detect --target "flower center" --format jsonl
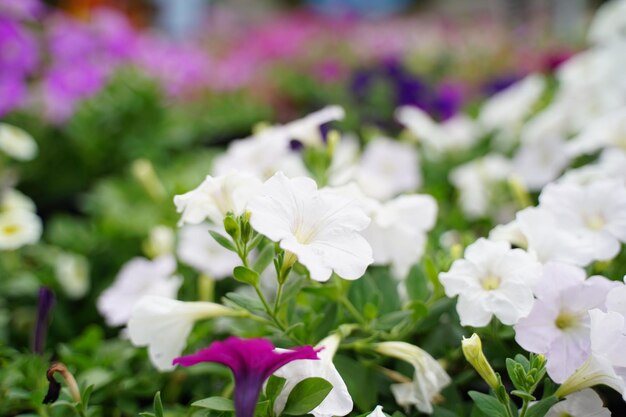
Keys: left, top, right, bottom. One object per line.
{"left": 555, "top": 311, "right": 578, "bottom": 330}
{"left": 481, "top": 275, "right": 501, "bottom": 291}
{"left": 585, "top": 214, "right": 605, "bottom": 231}
{"left": 2, "top": 224, "right": 20, "bottom": 235}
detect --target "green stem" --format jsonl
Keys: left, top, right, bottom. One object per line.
{"left": 252, "top": 284, "right": 304, "bottom": 345}
{"left": 273, "top": 281, "right": 284, "bottom": 314}
{"left": 339, "top": 297, "right": 369, "bottom": 328}
{"left": 519, "top": 399, "right": 529, "bottom": 417}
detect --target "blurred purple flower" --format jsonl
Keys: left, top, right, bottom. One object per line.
{"left": 90, "top": 8, "right": 137, "bottom": 61}
{"left": 0, "top": 0, "right": 45, "bottom": 21}
{"left": 482, "top": 74, "right": 522, "bottom": 96}
{"left": 0, "top": 16, "right": 38, "bottom": 75}
{"left": 33, "top": 287, "right": 55, "bottom": 355}
{"left": 174, "top": 337, "right": 319, "bottom": 417}
{"left": 0, "top": 73, "right": 26, "bottom": 116}
{"left": 431, "top": 82, "right": 464, "bottom": 121}
{"left": 46, "top": 14, "right": 98, "bottom": 64}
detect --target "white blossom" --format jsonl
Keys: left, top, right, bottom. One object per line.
{"left": 128, "top": 296, "right": 240, "bottom": 371}
{"left": 248, "top": 172, "right": 372, "bottom": 282}
{"left": 587, "top": 0, "right": 626, "bottom": 45}
{"left": 375, "top": 341, "right": 450, "bottom": 414}
{"left": 97, "top": 255, "right": 182, "bottom": 327}
{"left": 177, "top": 223, "right": 240, "bottom": 279}
{"left": 546, "top": 389, "right": 610, "bottom": 417}
{"left": 439, "top": 238, "right": 541, "bottom": 327}
{"left": 0, "top": 209, "right": 42, "bottom": 250}
{"left": 0, "top": 123, "right": 38, "bottom": 161}
{"left": 55, "top": 252, "right": 90, "bottom": 299}
{"left": 366, "top": 405, "right": 386, "bottom": 417}
{"left": 174, "top": 172, "right": 262, "bottom": 226}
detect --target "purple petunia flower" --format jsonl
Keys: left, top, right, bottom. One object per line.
{"left": 33, "top": 287, "right": 55, "bottom": 355}
{"left": 174, "top": 337, "right": 319, "bottom": 417}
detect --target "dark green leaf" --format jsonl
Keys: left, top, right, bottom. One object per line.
{"left": 224, "top": 292, "right": 265, "bottom": 312}
{"left": 209, "top": 231, "right": 237, "bottom": 252}
{"left": 255, "top": 400, "right": 269, "bottom": 416}
{"left": 265, "top": 375, "right": 287, "bottom": 402}
{"left": 153, "top": 392, "right": 164, "bottom": 417}
{"left": 252, "top": 244, "right": 274, "bottom": 274}
{"left": 282, "top": 377, "right": 332, "bottom": 416}
{"left": 192, "top": 396, "right": 235, "bottom": 411}
{"left": 525, "top": 396, "right": 559, "bottom": 417}
{"left": 406, "top": 265, "right": 430, "bottom": 301}
{"left": 468, "top": 391, "right": 509, "bottom": 417}
{"left": 233, "top": 266, "right": 260, "bottom": 285}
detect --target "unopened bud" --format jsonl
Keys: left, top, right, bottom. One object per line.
{"left": 462, "top": 334, "right": 499, "bottom": 390}
{"left": 43, "top": 362, "right": 81, "bottom": 404}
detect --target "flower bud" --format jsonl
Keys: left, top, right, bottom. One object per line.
{"left": 462, "top": 333, "right": 499, "bottom": 390}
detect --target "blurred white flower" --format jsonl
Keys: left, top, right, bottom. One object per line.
{"left": 559, "top": 148, "right": 626, "bottom": 185}
{"left": 587, "top": 0, "right": 626, "bottom": 45}
{"left": 479, "top": 74, "right": 545, "bottom": 136}
{"left": 177, "top": 223, "right": 240, "bottom": 279}
{"left": 363, "top": 194, "right": 438, "bottom": 279}
{"left": 248, "top": 172, "right": 372, "bottom": 282}
{"left": 546, "top": 389, "right": 610, "bottom": 417}
{"left": 327, "top": 134, "right": 360, "bottom": 187}
{"left": 449, "top": 154, "right": 512, "bottom": 220}
{"left": 515, "top": 207, "right": 596, "bottom": 266}
{"left": 174, "top": 172, "right": 262, "bottom": 226}
{"left": 396, "top": 106, "right": 478, "bottom": 156}
{"left": 606, "top": 279, "right": 626, "bottom": 316}
{"left": 55, "top": 252, "right": 90, "bottom": 299}
{"left": 488, "top": 220, "right": 528, "bottom": 249}
{"left": 512, "top": 135, "right": 570, "bottom": 191}
{"left": 128, "top": 296, "right": 240, "bottom": 371}
{"left": 281, "top": 105, "right": 345, "bottom": 147}
{"left": 0, "top": 189, "right": 36, "bottom": 213}
{"left": 355, "top": 137, "right": 421, "bottom": 201}
{"left": 97, "top": 255, "right": 182, "bottom": 327}
{"left": 375, "top": 341, "right": 450, "bottom": 414}
{"left": 0, "top": 209, "right": 42, "bottom": 250}
{"left": 0, "top": 123, "right": 38, "bottom": 161}
{"left": 514, "top": 262, "right": 618, "bottom": 382}
{"left": 539, "top": 179, "right": 626, "bottom": 262}
{"left": 439, "top": 238, "right": 541, "bottom": 327}
{"left": 144, "top": 225, "right": 175, "bottom": 258}
{"left": 274, "top": 334, "right": 352, "bottom": 417}
{"left": 565, "top": 107, "right": 626, "bottom": 157}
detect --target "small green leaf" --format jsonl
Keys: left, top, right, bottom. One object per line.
{"left": 524, "top": 396, "right": 559, "bottom": 417}
{"left": 468, "top": 391, "right": 509, "bottom": 417}
{"left": 209, "top": 231, "right": 237, "bottom": 252}
{"left": 282, "top": 377, "right": 333, "bottom": 416}
{"left": 153, "top": 391, "right": 164, "bottom": 417}
{"left": 233, "top": 266, "right": 260, "bottom": 285}
{"left": 511, "top": 390, "right": 535, "bottom": 401}
{"left": 138, "top": 413, "right": 156, "bottom": 417}
{"left": 265, "top": 375, "right": 287, "bottom": 402}
{"left": 224, "top": 292, "right": 265, "bottom": 312}
{"left": 252, "top": 244, "right": 274, "bottom": 274}
{"left": 192, "top": 396, "right": 235, "bottom": 411}
{"left": 80, "top": 385, "right": 94, "bottom": 410}
{"left": 255, "top": 400, "right": 269, "bottom": 416}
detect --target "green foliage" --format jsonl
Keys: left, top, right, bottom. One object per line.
{"left": 282, "top": 377, "right": 333, "bottom": 416}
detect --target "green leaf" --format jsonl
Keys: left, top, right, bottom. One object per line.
{"left": 80, "top": 385, "right": 94, "bottom": 410}
{"left": 209, "top": 231, "right": 237, "bottom": 252}
{"left": 511, "top": 390, "right": 535, "bottom": 402}
{"left": 138, "top": 413, "right": 156, "bottom": 417}
{"left": 468, "top": 391, "right": 509, "bottom": 417}
{"left": 282, "top": 377, "right": 333, "bottom": 416}
{"left": 506, "top": 358, "right": 524, "bottom": 391}
{"left": 252, "top": 244, "right": 274, "bottom": 274}
{"left": 255, "top": 400, "right": 269, "bottom": 416}
{"left": 223, "top": 215, "right": 240, "bottom": 239}
{"left": 524, "top": 396, "right": 559, "bottom": 417}
{"left": 265, "top": 375, "right": 287, "bottom": 402}
{"left": 233, "top": 266, "right": 260, "bottom": 285}
{"left": 192, "top": 396, "right": 235, "bottom": 411}
{"left": 224, "top": 292, "right": 265, "bottom": 312}
{"left": 153, "top": 392, "right": 164, "bottom": 417}
{"left": 406, "top": 265, "right": 430, "bottom": 301}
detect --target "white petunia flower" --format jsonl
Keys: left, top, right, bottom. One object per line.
{"left": 0, "top": 123, "right": 38, "bottom": 161}
{"left": 97, "top": 255, "right": 182, "bottom": 327}
{"left": 512, "top": 135, "right": 570, "bottom": 191}
{"left": 144, "top": 225, "right": 175, "bottom": 258}
{"left": 366, "top": 405, "right": 386, "bottom": 417}
{"left": 177, "top": 223, "right": 240, "bottom": 279}
{"left": 539, "top": 179, "right": 626, "bottom": 262}
{"left": 514, "top": 262, "right": 619, "bottom": 382}
{"left": 355, "top": 137, "right": 421, "bottom": 201}
{"left": 439, "top": 238, "right": 541, "bottom": 327}
{"left": 488, "top": 220, "right": 528, "bottom": 249}
{"left": 274, "top": 334, "right": 353, "bottom": 417}
{"left": 545, "top": 389, "right": 610, "bottom": 417}
{"left": 174, "top": 172, "right": 262, "bottom": 226}
{"left": 248, "top": 172, "right": 373, "bottom": 282}
{"left": 449, "top": 154, "right": 512, "bottom": 220}
{"left": 281, "top": 105, "right": 345, "bottom": 147}
{"left": 515, "top": 207, "right": 596, "bottom": 267}
{"left": 362, "top": 194, "right": 438, "bottom": 279}
{"left": 565, "top": 107, "right": 626, "bottom": 157}
{"left": 375, "top": 341, "right": 451, "bottom": 414}
{"left": 395, "top": 106, "right": 478, "bottom": 156}
{"left": 559, "top": 148, "right": 626, "bottom": 186}
{"left": 606, "top": 279, "right": 626, "bottom": 317}
{"left": 55, "top": 252, "right": 90, "bottom": 299}
{"left": 587, "top": 0, "right": 626, "bottom": 45}
{"left": 128, "top": 296, "right": 240, "bottom": 371}
{"left": 0, "top": 210, "right": 42, "bottom": 250}
{"left": 479, "top": 75, "right": 545, "bottom": 136}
